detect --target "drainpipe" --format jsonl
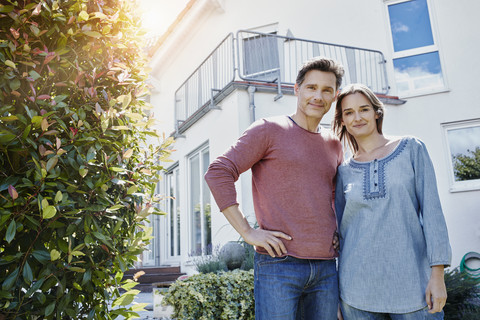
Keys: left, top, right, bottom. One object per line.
{"left": 248, "top": 86, "right": 256, "bottom": 124}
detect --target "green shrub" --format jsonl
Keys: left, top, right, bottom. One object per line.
{"left": 0, "top": 0, "right": 172, "bottom": 319}
{"left": 194, "top": 255, "right": 228, "bottom": 274}
{"left": 192, "top": 241, "right": 255, "bottom": 274}
{"left": 190, "top": 245, "right": 228, "bottom": 274}
{"left": 163, "top": 269, "right": 254, "bottom": 320}
{"left": 445, "top": 267, "right": 480, "bottom": 320}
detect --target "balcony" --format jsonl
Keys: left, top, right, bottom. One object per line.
{"left": 174, "top": 30, "right": 390, "bottom": 136}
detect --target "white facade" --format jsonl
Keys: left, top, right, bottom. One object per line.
{"left": 146, "top": 0, "right": 480, "bottom": 274}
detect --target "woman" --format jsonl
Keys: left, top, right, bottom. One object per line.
{"left": 332, "top": 83, "right": 451, "bottom": 319}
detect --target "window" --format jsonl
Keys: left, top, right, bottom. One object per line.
{"left": 442, "top": 119, "right": 480, "bottom": 192}
{"left": 386, "top": 0, "right": 446, "bottom": 97}
{"left": 165, "top": 166, "right": 181, "bottom": 259}
{"left": 188, "top": 145, "right": 211, "bottom": 255}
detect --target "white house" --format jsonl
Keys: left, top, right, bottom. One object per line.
{"left": 143, "top": 0, "right": 480, "bottom": 275}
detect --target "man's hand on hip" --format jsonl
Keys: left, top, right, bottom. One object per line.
{"left": 222, "top": 204, "right": 291, "bottom": 258}
{"left": 244, "top": 227, "right": 292, "bottom": 257}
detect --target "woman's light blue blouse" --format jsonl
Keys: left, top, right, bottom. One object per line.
{"left": 335, "top": 136, "right": 451, "bottom": 313}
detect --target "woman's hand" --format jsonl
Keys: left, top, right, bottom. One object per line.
{"left": 332, "top": 232, "right": 340, "bottom": 252}
{"left": 425, "top": 265, "right": 447, "bottom": 313}
{"left": 337, "top": 304, "right": 343, "bottom": 320}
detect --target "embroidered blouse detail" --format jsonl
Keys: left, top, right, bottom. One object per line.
{"left": 349, "top": 139, "right": 408, "bottom": 200}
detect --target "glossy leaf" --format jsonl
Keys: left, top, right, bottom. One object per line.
{"left": 22, "top": 261, "right": 33, "bottom": 284}
{"left": 2, "top": 267, "right": 19, "bottom": 291}
{"left": 5, "top": 220, "right": 16, "bottom": 243}
{"left": 50, "top": 249, "right": 61, "bottom": 261}
{"left": 42, "top": 205, "right": 57, "bottom": 219}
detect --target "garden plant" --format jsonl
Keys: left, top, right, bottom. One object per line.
{"left": 0, "top": 0, "right": 172, "bottom": 318}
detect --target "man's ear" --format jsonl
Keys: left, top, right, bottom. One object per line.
{"left": 294, "top": 83, "right": 299, "bottom": 95}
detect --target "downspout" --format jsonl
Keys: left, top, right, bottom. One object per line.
{"left": 248, "top": 86, "right": 256, "bottom": 124}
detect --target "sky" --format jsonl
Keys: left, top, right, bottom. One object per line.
{"left": 388, "top": 0, "right": 433, "bottom": 52}
{"left": 138, "top": 0, "right": 190, "bottom": 37}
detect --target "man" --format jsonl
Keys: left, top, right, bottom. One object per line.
{"left": 205, "top": 56, "right": 344, "bottom": 319}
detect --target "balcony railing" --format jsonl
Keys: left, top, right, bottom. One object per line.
{"left": 174, "top": 30, "right": 389, "bottom": 135}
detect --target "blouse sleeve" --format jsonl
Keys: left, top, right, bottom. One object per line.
{"left": 412, "top": 138, "right": 452, "bottom": 267}
{"left": 204, "top": 119, "right": 270, "bottom": 212}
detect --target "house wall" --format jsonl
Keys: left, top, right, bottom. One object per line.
{"left": 380, "top": 0, "right": 480, "bottom": 267}
{"left": 151, "top": 0, "right": 480, "bottom": 272}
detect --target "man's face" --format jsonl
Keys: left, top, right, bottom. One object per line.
{"left": 294, "top": 70, "right": 337, "bottom": 122}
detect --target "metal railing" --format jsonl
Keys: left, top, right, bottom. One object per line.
{"left": 174, "top": 33, "right": 235, "bottom": 133}
{"left": 236, "top": 30, "right": 389, "bottom": 98}
{"left": 174, "top": 30, "right": 389, "bottom": 134}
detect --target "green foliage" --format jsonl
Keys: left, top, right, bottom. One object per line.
{"left": 191, "top": 241, "right": 254, "bottom": 274}
{"left": 194, "top": 255, "right": 228, "bottom": 274}
{"left": 444, "top": 268, "right": 480, "bottom": 320}
{"left": 190, "top": 245, "right": 228, "bottom": 274}
{"left": 0, "top": 0, "right": 173, "bottom": 318}
{"left": 163, "top": 270, "right": 254, "bottom": 320}
{"left": 453, "top": 147, "right": 480, "bottom": 181}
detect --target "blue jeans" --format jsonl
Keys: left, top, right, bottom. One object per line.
{"left": 254, "top": 253, "right": 339, "bottom": 320}
{"left": 340, "top": 299, "right": 444, "bottom": 320}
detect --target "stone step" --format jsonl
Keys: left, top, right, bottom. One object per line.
{"left": 124, "top": 273, "right": 184, "bottom": 284}
{"left": 124, "top": 266, "right": 181, "bottom": 275}
{"left": 122, "top": 266, "right": 185, "bottom": 292}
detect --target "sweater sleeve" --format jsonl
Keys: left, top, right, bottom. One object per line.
{"left": 204, "top": 120, "right": 270, "bottom": 212}
{"left": 334, "top": 166, "right": 345, "bottom": 234}
{"left": 331, "top": 140, "right": 344, "bottom": 210}
{"left": 412, "top": 138, "right": 452, "bottom": 267}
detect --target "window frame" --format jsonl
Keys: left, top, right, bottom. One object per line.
{"left": 186, "top": 143, "right": 212, "bottom": 256}
{"left": 165, "top": 164, "right": 181, "bottom": 261}
{"left": 442, "top": 119, "right": 480, "bottom": 193}
{"left": 385, "top": 0, "right": 448, "bottom": 98}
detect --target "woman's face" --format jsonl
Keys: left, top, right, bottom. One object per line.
{"left": 340, "top": 92, "right": 379, "bottom": 139}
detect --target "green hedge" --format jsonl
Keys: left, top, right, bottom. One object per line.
{"left": 163, "top": 269, "right": 254, "bottom": 320}
{"left": 0, "top": 0, "right": 172, "bottom": 318}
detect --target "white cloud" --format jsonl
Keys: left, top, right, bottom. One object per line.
{"left": 392, "top": 22, "right": 409, "bottom": 33}
{"left": 394, "top": 66, "right": 444, "bottom": 93}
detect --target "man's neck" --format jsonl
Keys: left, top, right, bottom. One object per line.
{"left": 290, "top": 114, "right": 321, "bottom": 132}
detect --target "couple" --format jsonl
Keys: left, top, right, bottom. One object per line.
{"left": 204, "top": 57, "right": 451, "bottom": 320}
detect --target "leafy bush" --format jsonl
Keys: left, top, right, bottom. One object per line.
{"left": 163, "top": 269, "right": 254, "bottom": 320}
{"left": 193, "top": 254, "right": 228, "bottom": 274}
{"left": 444, "top": 268, "right": 480, "bottom": 320}
{"left": 0, "top": 0, "right": 172, "bottom": 318}
{"left": 192, "top": 241, "right": 255, "bottom": 274}
{"left": 190, "top": 244, "right": 228, "bottom": 274}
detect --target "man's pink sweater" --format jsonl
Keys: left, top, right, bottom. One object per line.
{"left": 205, "top": 116, "right": 343, "bottom": 259}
